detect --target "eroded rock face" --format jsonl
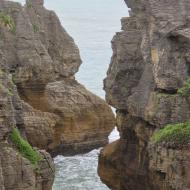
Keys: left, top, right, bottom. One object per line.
{"left": 99, "top": 112, "right": 155, "bottom": 190}
{"left": 45, "top": 80, "right": 115, "bottom": 155}
{"left": 99, "top": 0, "right": 190, "bottom": 189}
{"left": 0, "top": 71, "right": 55, "bottom": 190}
{"left": 0, "top": 0, "right": 114, "bottom": 189}
{"left": 0, "top": 0, "right": 114, "bottom": 157}
{"left": 0, "top": 145, "right": 55, "bottom": 190}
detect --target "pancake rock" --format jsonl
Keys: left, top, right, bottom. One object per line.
{"left": 98, "top": 0, "right": 190, "bottom": 189}
{"left": 0, "top": 0, "right": 115, "bottom": 189}
{"left": 0, "top": 70, "right": 55, "bottom": 190}
{"left": 45, "top": 80, "right": 115, "bottom": 156}
{"left": 0, "top": 0, "right": 114, "bottom": 157}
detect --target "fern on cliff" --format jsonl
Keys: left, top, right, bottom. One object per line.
{"left": 10, "top": 128, "right": 42, "bottom": 169}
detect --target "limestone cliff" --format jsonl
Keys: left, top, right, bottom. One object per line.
{"left": 0, "top": 0, "right": 115, "bottom": 156}
{"left": 0, "top": 0, "right": 115, "bottom": 189}
{"left": 0, "top": 70, "right": 55, "bottom": 190}
{"left": 98, "top": 0, "right": 190, "bottom": 189}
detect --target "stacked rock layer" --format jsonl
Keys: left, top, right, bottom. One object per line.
{"left": 98, "top": 0, "right": 190, "bottom": 190}
{"left": 0, "top": 0, "right": 115, "bottom": 189}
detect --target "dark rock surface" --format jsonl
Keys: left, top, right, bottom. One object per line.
{"left": 99, "top": 0, "right": 190, "bottom": 189}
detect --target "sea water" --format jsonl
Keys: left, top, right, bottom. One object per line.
{"left": 10, "top": 0, "right": 128, "bottom": 189}
{"left": 53, "top": 128, "right": 120, "bottom": 190}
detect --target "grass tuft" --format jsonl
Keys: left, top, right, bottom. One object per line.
{"left": 26, "top": 0, "right": 33, "bottom": 8}
{"left": 10, "top": 128, "right": 42, "bottom": 169}
{"left": 178, "top": 78, "right": 190, "bottom": 97}
{"left": 0, "top": 12, "right": 16, "bottom": 33}
{"left": 33, "top": 24, "right": 40, "bottom": 33}
{"left": 152, "top": 122, "right": 190, "bottom": 145}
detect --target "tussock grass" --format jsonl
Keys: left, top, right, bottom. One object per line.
{"left": 152, "top": 122, "right": 190, "bottom": 145}
{"left": 0, "top": 12, "right": 16, "bottom": 33}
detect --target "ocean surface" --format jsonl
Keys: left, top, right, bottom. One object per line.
{"left": 53, "top": 128, "right": 120, "bottom": 190}
{"left": 11, "top": 0, "right": 128, "bottom": 189}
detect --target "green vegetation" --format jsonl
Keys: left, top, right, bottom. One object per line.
{"left": 6, "top": 88, "right": 13, "bottom": 96}
{"left": 0, "top": 70, "right": 14, "bottom": 96}
{"left": 0, "top": 83, "right": 5, "bottom": 92}
{"left": 0, "top": 12, "right": 16, "bottom": 33}
{"left": 0, "top": 69, "right": 4, "bottom": 77}
{"left": 26, "top": 0, "right": 33, "bottom": 8}
{"left": 0, "top": 82, "right": 13, "bottom": 96}
{"left": 10, "top": 128, "right": 42, "bottom": 169}
{"left": 152, "top": 122, "right": 190, "bottom": 145}
{"left": 12, "top": 73, "right": 17, "bottom": 84}
{"left": 33, "top": 24, "right": 40, "bottom": 33}
{"left": 178, "top": 78, "right": 190, "bottom": 97}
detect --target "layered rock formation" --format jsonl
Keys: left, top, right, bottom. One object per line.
{"left": 98, "top": 0, "right": 190, "bottom": 189}
{"left": 0, "top": 0, "right": 115, "bottom": 189}
{"left": 0, "top": 71, "right": 55, "bottom": 190}
{"left": 0, "top": 0, "right": 114, "bottom": 156}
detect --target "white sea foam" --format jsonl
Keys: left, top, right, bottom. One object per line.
{"left": 53, "top": 129, "right": 120, "bottom": 190}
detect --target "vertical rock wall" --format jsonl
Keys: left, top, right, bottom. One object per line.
{"left": 0, "top": 0, "right": 115, "bottom": 156}
{"left": 0, "top": 70, "right": 55, "bottom": 190}
{"left": 0, "top": 0, "right": 115, "bottom": 189}
{"left": 98, "top": 0, "right": 190, "bottom": 189}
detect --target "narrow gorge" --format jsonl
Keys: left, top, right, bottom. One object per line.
{"left": 1, "top": 0, "right": 190, "bottom": 190}
{"left": 98, "top": 0, "right": 190, "bottom": 190}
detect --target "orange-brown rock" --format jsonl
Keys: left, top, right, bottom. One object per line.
{"left": 45, "top": 80, "right": 115, "bottom": 155}
{"left": 98, "top": 140, "right": 122, "bottom": 190}
{"left": 99, "top": 112, "right": 155, "bottom": 190}
{"left": 20, "top": 79, "right": 115, "bottom": 156}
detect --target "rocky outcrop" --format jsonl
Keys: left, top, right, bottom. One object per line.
{"left": 0, "top": 0, "right": 115, "bottom": 189}
{"left": 0, "top": 144, "right": 55, "bottom": 190}
{"left": 22, "top": 79, "right": 115, "bottom": 156}
{"left": 45, "top": 80, "right": 115, "bottom": 156}
{"left": 0, "top": 0, "right": 114, "bottom": 157}
{"left": 0, "top": 71, "right": 55, "bottom": 190}
{"left": 98, "top": 0, "right": 190, "bottom": 189}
